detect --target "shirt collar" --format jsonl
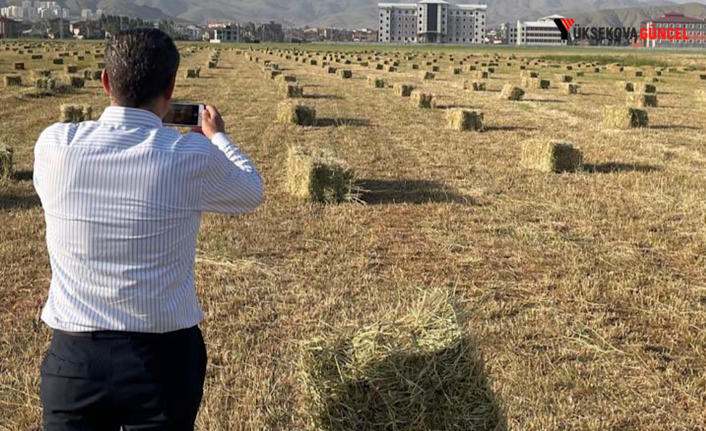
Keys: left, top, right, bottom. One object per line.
{"left": 99, "top": 106, "right": 164, "bottom": 129}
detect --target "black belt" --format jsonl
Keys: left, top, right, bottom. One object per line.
{"left": 55, "top": 326, "right": 197, "bottom": 339}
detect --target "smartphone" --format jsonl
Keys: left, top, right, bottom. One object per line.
{"left": 163, "top": 103, "right": 204, "bottom": 127}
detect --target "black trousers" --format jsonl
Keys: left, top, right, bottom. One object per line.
{"left": 40, "top": 326, "right": 207, "bottom": 431}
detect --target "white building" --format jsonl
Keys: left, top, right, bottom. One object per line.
{"left": 378, "top": 0, "right": 486, "bottom": 44}
{"left": 209, "top": 24, "right": 241, "bottom": 43}
{"left": 1, "top": 1, "right": 67, "bottom": 21}
{"left": 509, "top": 15, "right": 567, "bottom": 45}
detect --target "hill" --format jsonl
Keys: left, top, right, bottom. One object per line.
{"left": 4, "top": 0, "right": 706, "bottom": 27}
{"left": 568, "top": 2, "right": 706, "bottom": 28}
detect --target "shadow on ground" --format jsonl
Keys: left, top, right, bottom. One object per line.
{"left": 357, "top": 179, "right": 472, "bottom": 205}
{"left": 315, "top": 118, "right": 370, "bottom": 128}
{"left": 0, "top": 193, "right": 41, "bottom": 210}
{"left": 650, "top": 125, "right": 700, "bottom": 131}
{"left": 12, "top": 170, "right": 34, "bottom": 181}
{"left": 584, "top": 163, "right": 660, "bottom": 174}
{"left": 303, "top": 94, "right": 344, "bottom": 100}
{"left": 485, "top": 125, "right": 537, "bottom": 132}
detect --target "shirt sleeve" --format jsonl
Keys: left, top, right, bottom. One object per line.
{"left": 200, "top": 132, "right": 264, "bottom": 214}
{"left": 33, "top": 123, "right": 70, "bottom": 197}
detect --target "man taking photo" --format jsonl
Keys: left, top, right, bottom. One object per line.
{"left": 33, "top": 28, "right": 263, "bottom": 430}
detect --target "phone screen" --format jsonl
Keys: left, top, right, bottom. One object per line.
{"left": 164, "top": 104, "right": 201, "bottom": 127}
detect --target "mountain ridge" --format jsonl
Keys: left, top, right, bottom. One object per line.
{"left": 3, "top": 0, "right": 705, "bottom": 28}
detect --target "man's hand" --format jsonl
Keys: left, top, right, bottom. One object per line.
{"left": 200, "top": 105, "right": 226, "bottom": 140}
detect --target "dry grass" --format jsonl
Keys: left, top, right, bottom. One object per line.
{"left": 1, "top": 41, "right": 706, "bottom": 431}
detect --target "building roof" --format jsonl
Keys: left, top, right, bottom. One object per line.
{"left": 379, "top": 3, "right": 417, "bottom": 8}
{"left": 649, "top": 13, "right": 706, "bottom": 24}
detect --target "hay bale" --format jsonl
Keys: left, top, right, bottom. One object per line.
{"left": 65, "top": 64, "right": 78, "bottom": 74}
{"left": 264, "top": 69, "right": 282, "bottom": 79}
{"left": 84, "top": 69, "right": 102, "bottom": 81}
{"left": 449, "top": 67, "right": 461, "bottom": 75}
{"left": 60, "top": 104, "right": 93, "bottom": 123}
{"left": 463, "top": 80, "right": 486, "bottom": 91}
{"left": 275, "top": 74, "right": 297, "bottom": 85}
{"left": 14, "top": 62, "right": 24, "bottom": 70}
{"left": 325, "top": 66, "right": 337, "bottom": 74}
{"left": 367, "top": 77, "right": 385, "bottom": 88}
{"left": 500, "top": 84, "right": 524, "bottom": 101}
{"left": 69, "top": 76, "right": 85, "bottom": 88}
{"left": 521, "top": 76, "right": 550, "bottom": 89}
{"left": 338, "top": 69, "right": 353, "bottom": 79}
{"left": 562, "top": 83, "right": 580, "bottom": 95}
{"left": 520, "top": 70, "right": 539, "bottom": 79}
{"left": 0, "top": 146, "right": 13, "bottom": 180}
{"left": 4, "top": 75, "right": 22, "bottom": 87}
{"left": 185, "top": 68, "right": 200, "bottom": 78}
{"left": 285, "top": 147, "right": 354, "bottom": 204}
{"left": 35, "top": 77, "right": 56, "bottom": 91}
{"left": 554, "top": 74, "right": 573, "bottom": 83}
{"left": 276, "top": 101, "right": 316, "bottom": 126}
{"left": 280, "top": 84, "right": 304, "bottom": 99}
{"left": 474, "top": 71, "right": 489, "bottom": 79}
{"left": 53, "top": 58, "right": 64, "bottom": 65}
{"left": 446, "top": 109, "right": 484, "bottom": 132}
{"left": 394, "top": 83, "right": 415, "bottom": 97}
{"left": 299, "top": 291, "right": 504, "bottom": 431}
{"left": 521, "top": 140, "right": 583, "bottom": 173}
{"left": 627, "top": 93, "right": 658, "bottom": 108}
{"left": 411, "top": 91, "right": 433, "bottom": 109}
{"left": 603, "top": 106, "right": 649, "bottom": 129}
{"left": 31, "top": 54, "right": 43, "bottom": 60}
{"left": 420, "top": 71, "right": 435, "bottom": 80}
{"left": 636, "top": 83, "right": 657, "bottom": 94}
{"left": 618, "top": 81, "right": 635, "bottom": 92}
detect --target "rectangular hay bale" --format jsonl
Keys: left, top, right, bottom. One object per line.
{"left": 603, "top": 106, "right": 649, "bottom": 129}
{"left": 411, "top": 91, "right": 433, "bottom": 108}
{"left": 446, "top": 109, "right": 484, "bottom": 132}
{"left": 0, "top": 146, "right": 13, "bottom": 180}
{"left": 500, "top": 84, "right": 524, "bottom": 101}
{"left": 521, "top": 140, "right": 583, "bottom": 173}
{"left": 60, "top": 104, "right": 93, "bottom": 123}
{"left": 285, "top": 147, "right": 354, "bottom": 204}
{"left": 276, "top": 101, "right": 316, "bottom": 126}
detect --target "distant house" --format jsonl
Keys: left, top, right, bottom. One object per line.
{"left": 0, "top": 16, "right": 22, "bottom": 38}
{"left": 643, "top": 13, "right": 706, "bottom": 48}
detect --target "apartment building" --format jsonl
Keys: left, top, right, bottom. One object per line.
{"left": 378, "top": 0, "right": 487, "bottom": 44}
{"left": 508, "top": 15, "right": 567, "bottom": 46}
{"left": 643, "top": 13, "right": 706, "bottom": 48}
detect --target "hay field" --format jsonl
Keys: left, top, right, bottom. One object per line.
{"left": 1, "top": 40, "right": 706, "bottom": 430}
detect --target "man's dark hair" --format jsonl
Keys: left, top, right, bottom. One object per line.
{"left": 105, "top": 28, "right": 180, "bottom": 108}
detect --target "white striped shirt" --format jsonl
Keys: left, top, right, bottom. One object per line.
{"left": 34, "top": 107, "right": 263, "bottom": 333}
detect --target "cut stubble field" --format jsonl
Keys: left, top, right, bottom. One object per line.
{"left": 1, "top": 41, "right": 705, "bottom": 430}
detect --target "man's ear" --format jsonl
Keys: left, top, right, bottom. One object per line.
{"left": 165, "top": 75, "right": 176, "bottom": 102}
{"left": 101, "top": 69, "right": 110, "bottom": 97}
